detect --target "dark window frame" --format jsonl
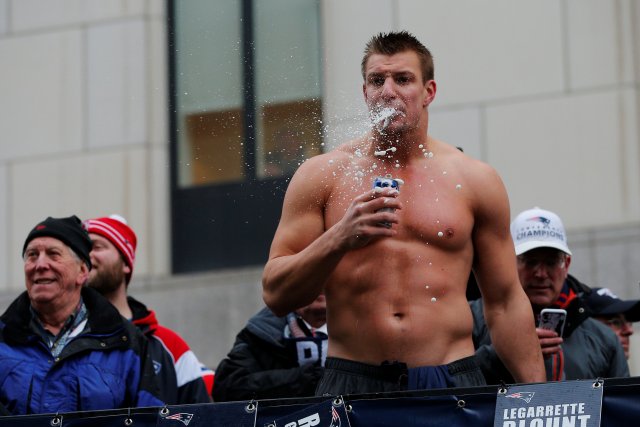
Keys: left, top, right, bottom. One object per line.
{"left": 167, "top": 0, "right": 297, "bottom": 273}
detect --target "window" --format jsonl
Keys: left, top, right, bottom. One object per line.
{"left": 169, "top": 0, "right": 323, "bottom": 272}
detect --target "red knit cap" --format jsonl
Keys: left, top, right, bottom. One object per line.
{"left": 84, "top": 215, "right": 137, "bottom": 282}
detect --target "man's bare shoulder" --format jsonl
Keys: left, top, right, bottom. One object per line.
{"left": 283, "top": 143, "right": 357, "bottom": 208}
{"left": 433, "top": 139, "right": 502, "bottom": 184}
{"left": 428, "top": 138, "right": 507, "bottom": 216}
{"left": 293, "top": 138, "right": 366, "bottom": 179}
{"left": 460, "top": 154, "right": 503, "bottom": 195}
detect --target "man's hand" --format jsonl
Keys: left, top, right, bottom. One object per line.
{"left": 537, "top": 328, "right": 563, "bottom": 358}
{"left": 332, "top": 187, "right": 402, "bottom": 250}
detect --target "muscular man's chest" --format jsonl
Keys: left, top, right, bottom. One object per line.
{"left": 325, "top": 171, "right": 474, "bottom": 250}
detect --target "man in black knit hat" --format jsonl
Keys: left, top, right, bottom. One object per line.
{"left": 0, "top": 215, "right": 164, "bottom": 415}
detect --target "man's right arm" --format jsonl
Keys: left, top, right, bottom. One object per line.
{"left": 262, "top": 155, "right": 401, "bottom": 316}
{"left": 262, "top": 156, "right": 344, "bottom": 316}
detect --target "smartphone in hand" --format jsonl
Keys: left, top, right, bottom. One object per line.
{"left": 538, "top": 308, "right": 567, "bottom": 337}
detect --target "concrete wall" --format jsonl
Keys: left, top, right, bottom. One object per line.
{"left": 1, "top": 0, "right": 639, "bottom": 374}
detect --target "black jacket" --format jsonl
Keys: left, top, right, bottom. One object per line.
{"left": 471, "top": 275, "right": 629, "bottom": 383}
{"left": 129, "top": 297, "right": 212, "bottom": 404}
{"left": 213, "top": 307, "right": 326, "bottom": 402}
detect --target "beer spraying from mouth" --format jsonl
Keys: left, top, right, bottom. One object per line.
{"left": 371, "top": 106, "right": 405, "bottom": 131}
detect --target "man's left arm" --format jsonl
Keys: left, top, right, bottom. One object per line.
{"left": 471, "top": 164, "right": 546, "bottom": 384}
{"left": 470, "top": 299, "right": 517, "bottom": 384}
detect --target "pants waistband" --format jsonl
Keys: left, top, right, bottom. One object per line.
{"left": 325, "top": 355, "right": 479, "bottom": 382}
{"left": 445, "top": 355, "right": 480, "bottom": 375}
{"left": 325, "top": 357, "right": 408, "bottom": 383}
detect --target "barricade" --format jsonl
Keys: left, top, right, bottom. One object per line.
{"left": 2, "top": 377, "right": 639, "bottom": 426}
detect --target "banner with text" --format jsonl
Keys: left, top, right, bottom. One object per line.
{"left": 494, "top": 380, "right": 603, "bottom": 427}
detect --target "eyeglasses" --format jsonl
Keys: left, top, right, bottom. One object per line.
{"left": 517, "top": 254, "right": 566, "bottom": 270}
{"left": 603, "top": 317, "right": 633, "bottom": 330}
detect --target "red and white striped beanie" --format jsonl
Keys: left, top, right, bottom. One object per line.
{"left": 84, "top": 214, "right": 137, "bottom": 282}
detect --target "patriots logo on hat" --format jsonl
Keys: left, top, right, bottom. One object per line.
{"left": 36, "top": 225, "right": 46, "bottom": 230}
{"left": 506, "top": 391, "right": 535, "bottom": 403}
{"left": 527, "top": 216, "right": 551, "bottom": 227}
{"left": 165, "top": 413, "right": 194, "bottom": 426}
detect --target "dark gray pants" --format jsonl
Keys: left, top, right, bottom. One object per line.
{"left": 316, "top": 356, "right": 486, "bottom": 396}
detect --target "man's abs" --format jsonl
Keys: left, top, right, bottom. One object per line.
{"left": 325, "top": 242, "right": 475, "bottom": 367}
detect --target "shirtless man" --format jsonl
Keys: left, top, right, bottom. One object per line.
{"left": 262, "top": 31, "right": 545, "bottom": 394}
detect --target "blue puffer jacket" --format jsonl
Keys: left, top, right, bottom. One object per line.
{"left": 0, "top": 287, "right": 164, "bottom": 415}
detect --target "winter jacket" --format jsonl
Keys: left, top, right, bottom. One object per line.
{"left": 213, "top": 307, "right": 327, "bottom": 402}
{"left": 0, "top": 287, "right": 164, "bottom": 415}
{"left": 471, "top": 274, "right": 629, "bottom": 384}
{"left": 128, "top": 296, "right": 213, "bottom": 404}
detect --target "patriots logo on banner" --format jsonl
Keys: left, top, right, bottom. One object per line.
{"left": 329, "top": 406, "right": 341, "bottom": 427}
{"left": 165, "top": 412, "right": 194, "bottom": 426}
{"left": 506, "top": 391, "right": 535, "bottom": 403}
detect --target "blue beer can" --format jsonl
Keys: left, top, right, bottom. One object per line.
{"left": 372, "top": 174, "right": 401, "bottom": 228}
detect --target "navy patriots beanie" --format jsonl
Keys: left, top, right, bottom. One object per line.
{"left": 22, "top": 215, "right": 92, "bottom": 269}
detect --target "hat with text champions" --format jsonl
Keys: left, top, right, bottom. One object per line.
{"left": 22, "top": 215, "right": 92, "bottom": 269}
{"left": 510, "top": 207, "right": 572, "bottom": 256}
{"left": 83, "top": 214, "right": 137, "bottom": 282}
{"left": 584, "top": 287, "right": 640, "bottom": 322}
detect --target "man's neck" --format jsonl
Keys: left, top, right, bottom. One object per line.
{"left": 369, "top": 132, "right": 431, "bottom": 164}
{"left": 33, "top": 296, "right": 81, "bottom": 336}
{"left": 104, "top": 285, "right": 133, "bottom": 319}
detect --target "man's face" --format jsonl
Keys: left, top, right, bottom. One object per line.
{"left": 362, "top": 50, "right": 435, "bottom": 136}
{"left": 517, "top": 247, "right": 570, "bottom": 309}
{"left": 87, "top": 233, "right": 129, "bottom": 295}
{"left": 24, "top": 236, "right": 87, "bottom": 311}
{"left": 596, "top": 314, "right": 633, "bottom": 359}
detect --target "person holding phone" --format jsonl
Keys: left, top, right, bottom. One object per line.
{"left": 538, "top": 308, "right": 567, "bottom": 338}
{"left": 471, "top": 207, "right": 628, "bottom": 382}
